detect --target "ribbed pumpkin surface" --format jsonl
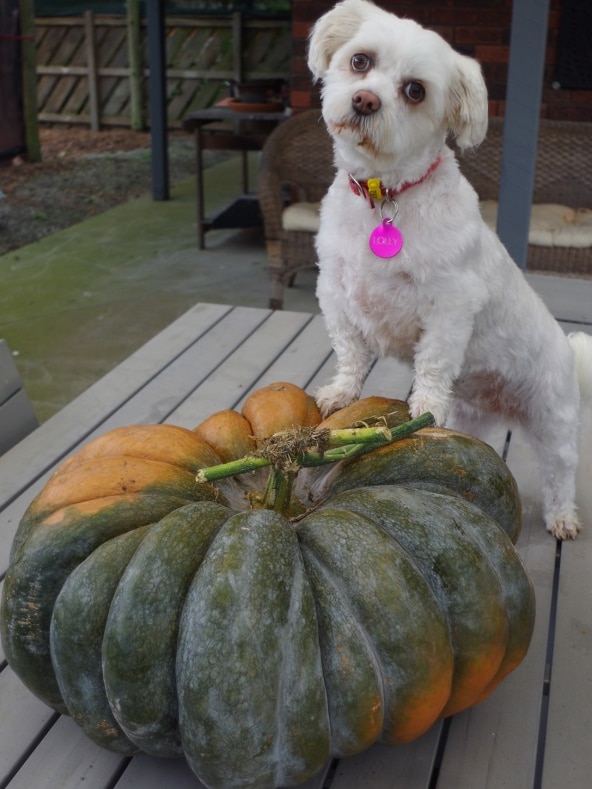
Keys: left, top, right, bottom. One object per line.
{"left": 0, "top": 383, "right": 534, "bottom": 789}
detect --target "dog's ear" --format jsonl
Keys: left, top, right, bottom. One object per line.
{"left": 308, "top": 0, "right": 373, "bottom": 81}
{"left": 447, "top": 54, "right": 489, "bottom": 149}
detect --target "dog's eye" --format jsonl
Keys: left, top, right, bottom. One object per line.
{"left": 351, "top": 53, "right": 372, "bottom": 73}
{"left": 403, "top": 81, "right": 426, "bottom": 103}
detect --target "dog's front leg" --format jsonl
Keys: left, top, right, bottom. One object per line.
{"left": 316, "top": 322, "right": 375, "bottom": 417}
{"left": 408, "top": 312, "right": 476, "bottom": 426}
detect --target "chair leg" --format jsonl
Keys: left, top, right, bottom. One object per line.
{"left": 269, "top": 270, "right": 284, "bottom": 310}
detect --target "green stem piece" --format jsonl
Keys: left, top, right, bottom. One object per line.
{"left": 195, "top": 412, "right": 435, "bottom": 485}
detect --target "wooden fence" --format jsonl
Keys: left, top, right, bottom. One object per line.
{"left": 35, "top": 12, "right": 291, "bottom": 130}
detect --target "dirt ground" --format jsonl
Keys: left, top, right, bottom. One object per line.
{"left": 0, "top": 127, "right": 196, "bottom": 256}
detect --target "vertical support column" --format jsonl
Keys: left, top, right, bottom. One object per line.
{"left": 496, "top": 0, "right": 551, "bottom": 268}
{"left": 232, "top": 12, "right": 249, "bottom": 193}
{"left": 127, "top": 0, "right": 143, "bottom": 131}
{"left": 18, "top": 0, "right": 40, "bottom": 161}
{"left": 146, "top": 0, "right": 169, "bottom": 201}
{"left": 84, "top": 10, "right": 100, "bottom": 131}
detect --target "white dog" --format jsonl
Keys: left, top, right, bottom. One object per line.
{"left": 308, "top": 0, "right": 592, "bottom": 540}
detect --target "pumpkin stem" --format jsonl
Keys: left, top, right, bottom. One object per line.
{"left": 195, "top": 412, "right": 435, "bottom": 485}
{"left": 263, "top": 466, "right": 297, "bottom": 515}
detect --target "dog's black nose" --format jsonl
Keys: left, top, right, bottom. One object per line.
{"left": 352, "top": 90, "right": 381, "bottom": 115}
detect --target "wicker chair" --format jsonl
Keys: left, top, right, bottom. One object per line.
{"left": 258, "top": 114, "right": 591, "bottom": 308}
{"left": 257, "top": 110, "right": 334, "bottom": 309}
{"left": 457, "top": 118, "right": 592, "bottom": 275}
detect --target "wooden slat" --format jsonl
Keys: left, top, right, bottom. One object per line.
{"left": 6, "top": 716, "right": 126, "bottom": 789}
{"left": 168, "top": 310, "right": 317, "bottom": 428}
{"left": 527, "top": 273, "right": 592, "bottom": 325}
{"left": 437, "top": 430, "right": 555, "bottom": 788}
{"left": 114, "top": 752, "right": 331, "bottom": 789}
{"left": 0, "top": 668, "right": 57, "bottom": 785}
{"left": 329, "top": 726, "right": 443, "bottom": 789}
{"left": 362, "top": 355, "right": 414, "bottom": 400}
{"left": 541, "top": 396, "right": 592, "bottom": 787}
{"left": 230, "top": 314, "right": 334, "bottom": 407}
{"left": 0, "top": 391, "right": 39, "bottom": 457}
{"left": 115, "top": 754, "right": 205, "bottom": 788}
{"left": 0, "top": 340, "right": 21, "bottom": 402}
{"left": 0, "top": 340, "right": 38, "bottom": 456}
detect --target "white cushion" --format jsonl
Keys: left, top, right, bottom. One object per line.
{"left": 480, "top": 201, "right": 592, "bottom": 248}
{"left": 281, "top": 199, "right": 592, "bottom": 248}
{"left": 281, "top": 202, "right": 321, "bottom": 232}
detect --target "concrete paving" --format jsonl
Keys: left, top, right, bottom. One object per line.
{"left": 0, "top": 156, "right": 319, "bottom": 422}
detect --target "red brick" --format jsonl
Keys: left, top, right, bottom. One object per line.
{"left": 455, "top": 27, "right": 506, "bottom": 46}
{"left": 475, "top": 45, "right": 510, "bottom": 64}
{"left": 289, "top": 0, "right": 587, "bottom": 125}
{"left": 569, "top": 90, "right": 592, "bottom": 106}
{"left": 290, "top": 91, "right": 313, "bottom": 109}
{"left": 292, "top": 21, "right": 311, "bottom": 39}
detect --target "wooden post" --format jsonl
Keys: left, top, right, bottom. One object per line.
{"left": 232, "top": 13, "right": 249, "bottom": 192}
{"left": 496, "top": 0, "right": 551, "bottom": 269}
{"left": 83, "top": 10, "right": 100, "bottom": 131}
{"left": 18, "top": 0, "right": 40, "bottom": 161}
{"left": 127, "top": 0, "right": 143, "bottom": 130}
{"left": 232, "top": 11, "right": 244, "bottom": 84}
{"left": 146, "top": 0, "right": 169, "bottom": 200}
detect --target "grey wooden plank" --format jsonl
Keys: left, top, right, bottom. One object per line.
{"left": 542, "top": 537, "right": 592, "bottom": 788}
{"left": 75, "top": 305, "right": 274, "bottom": 434}
{"left": 231, "top": 314, "right": 334, "bottom": 409}
{"left": 328, "top": 725, "right": 442, "bottom": 789}
{"left": 168, "top": 310, "right": 316, "bottom": 428}
{"left": 0, "top": 667, "right": 57, "bottom": 784}
{"left": 307, "top": 355, "right": 338, "bottom": 394}
{"left": 286, "top": 763, "right": 334, "bottom": 789}
{"left": 7, "top": 715, "right": 126, "bottom": 789}
{"left": 116, "top": 752, "right": 332, "bottom": 789}
{"left": 0, "top": 391, "right": 39, "bottom": 456}
{"left": 0, "top": 338, "right": 38, "bottom": 456}
{"left": 0, "top": 580, "right": 4, "bottom": 664}
{"left": 541, "top": 404, "right": 592, "bottom": 788}
{"left": 526, "top": 273, "right": 592, "bottom": 325}
{"left": 0, "top": 339, "right": 22, "bottom": 403}
{"left": 115, "top": 754, "right": 204, "bottom": 788}
{"left": 437, "top": 429, "right": 555, "bottom": 788}
{"left": 362, "top": 355, "right": 414, "bottom": 401}
{"left": 0, "top": 302, "right": 234, "bottom": 512}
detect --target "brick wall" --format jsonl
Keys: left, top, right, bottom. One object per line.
{"left": 290, "top": 0, "right": 592, "bottom": 122}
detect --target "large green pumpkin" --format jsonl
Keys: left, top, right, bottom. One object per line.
{"left": 1, "top": 383, "right": 534, "bottom": 789}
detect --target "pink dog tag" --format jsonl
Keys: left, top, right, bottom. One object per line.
{"left": 369, "top": 222, "right": 403, "bottom": 258}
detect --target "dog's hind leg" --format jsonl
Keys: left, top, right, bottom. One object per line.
{"left": 529, "top": 402, "right": 582, "bottom": 540}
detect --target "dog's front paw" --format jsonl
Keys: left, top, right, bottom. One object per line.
{"left": 547, "top": 512, "right": 581, "bottom": 541}
{"left": 408, "top": 389, "right": 449, "bottom": 427}
{"left": 315, "top": 383, "right": 359, "bottom": 418}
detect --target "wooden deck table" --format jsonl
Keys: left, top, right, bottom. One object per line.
{"left": 1, "top": 272, "right": 591, "bottom": 789}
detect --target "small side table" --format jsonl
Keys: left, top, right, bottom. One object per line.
{"left": 183, "top": 105, "right": 289, "bottom": 248}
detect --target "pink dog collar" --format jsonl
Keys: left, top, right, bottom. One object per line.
{"left": 348, "top": 156, "right": 442, "bottom": 208}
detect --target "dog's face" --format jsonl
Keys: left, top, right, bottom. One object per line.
{"left": 308, "top": 0, "right": 488, "bottom": 173}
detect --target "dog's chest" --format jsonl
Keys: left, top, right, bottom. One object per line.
{"left": 339, "top": 259, "right": 421, "bottom": 358}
